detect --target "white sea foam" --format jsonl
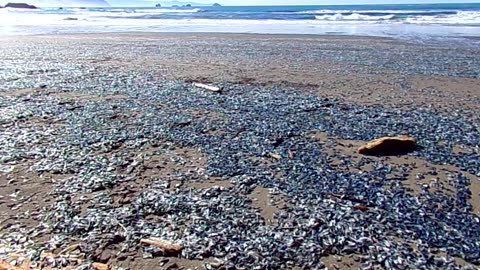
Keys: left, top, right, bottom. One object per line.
{"left": 405, "top": 11, "right": 480, "bottom": 25}
{"left": 298, "top": 9, "right": 440, "bottom": 14}
{"left": 310, "top": 10, "right": 480, "bottom": 25}
{"left": 100, "top": 8, "right": 201, "bottom": 18}
{"left": 315, "top": 13, "right": 395, "bottom": 21}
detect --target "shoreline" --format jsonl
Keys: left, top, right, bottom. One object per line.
{"left": 1, "top": 26, "right": 480, "bottom": 44}
{"left": 0, "top": 31, "right": 399, "bottom": 40}
{"left": 1, "top": 31, "right": 479, "bottom": 50}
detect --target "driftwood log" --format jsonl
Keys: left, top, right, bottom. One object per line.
{"left": 267, "top": 152, "right": 282, "bottom": 160}
{"left": 140, "top": 238, "right": 182, "bottom": 255}
{"left": 0, "top": 261, "right": 25, "bottom": 270}
{"left": 92, "top": 262, "right": 109, "bottom": 270}
{"left": 193, "top": 82, "right": 221, "bottom": 92}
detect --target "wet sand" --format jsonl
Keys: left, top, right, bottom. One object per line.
{"left": 0, "top": 33, "right": 479, "bottom": 269}
{"left": 3, "top": 33, "right": 478, "bottom": 108}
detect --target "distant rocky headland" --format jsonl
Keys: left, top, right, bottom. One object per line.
{"left": 0, "top": 0, "right": 222, "bottom": 8}
{"left": 0, "top": 2, "right": 38, "bottom": 8}
{"left": 0, "top": 0, "right": 110, "bottom": 7}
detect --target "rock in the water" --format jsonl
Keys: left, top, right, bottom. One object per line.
{"left": 358, "top": 135, "right": 417, "bottom": 156}
{"left": 213, "top": 3, "right": 221, "bottom": 6}
{"left": 5, "top": 2, "right": 37, "bottom": 9}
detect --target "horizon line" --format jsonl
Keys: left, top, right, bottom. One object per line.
{"left": 108, "top": 2, "right": 480, "bottom": 6}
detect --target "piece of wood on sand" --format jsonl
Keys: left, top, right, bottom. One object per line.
{"left": 92, "top": 262, "right": 109, "bottom": 270}
{"left": 140, "top": 238, "right": 182, "bottom": 255}
{"left": 267, "top": 152, "right": 282, "bottom": 160}
{"left": 0, "top": 261, "right": 26, "bottom": 270}
{"left": 193, "top": 82, "right": 221, "bottom": 92}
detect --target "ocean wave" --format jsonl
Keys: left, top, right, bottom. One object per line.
{"left": 405, "top": 11, "right": 480, "bottom": 25}
{"left": 131, "top": 8, "right": 202, "bottom": 13}
{"left": 315, "top": 13, "right": 395, "bottom": 21}
{"left": 298, "top": 9, "right": 458, "bottom": 16}
{"left": 64, "top": 7, "right": 202, "bottom": 16}
{"left": 3, "top": 5, "right": 480, "bottom": 27}
{"left": 70, "top": 7, "right": 202, "bottom": 13}
{"left": 86, "top": 8, "right": 203, "bottom": 19}
{"left": 312, "top": 10, "right": 480, "bottom": 24}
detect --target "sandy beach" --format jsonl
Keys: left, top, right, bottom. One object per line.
{"left": 0, "top": 33, "right": 479, "bottom": 269}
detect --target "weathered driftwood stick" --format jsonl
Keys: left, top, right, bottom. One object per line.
{"left": 287, "top": 149, "right": 294, "bottom": 159}
{"left": 140, "top": 238, "right": 182, "bottom": 254}
{"left": 268, "top": 152, "right": 282, "bottom": 160}
{"left": 0, "top": 261, "right": 25, "bottom": 270}
{"left": 58, "top": 243, "right": 80, "bottom": 255}
{"left": 193, "top": 83, "right": 221, "bottom": 92}
{"left": 92, "top": 262, "right": 109, "bottom": 270}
